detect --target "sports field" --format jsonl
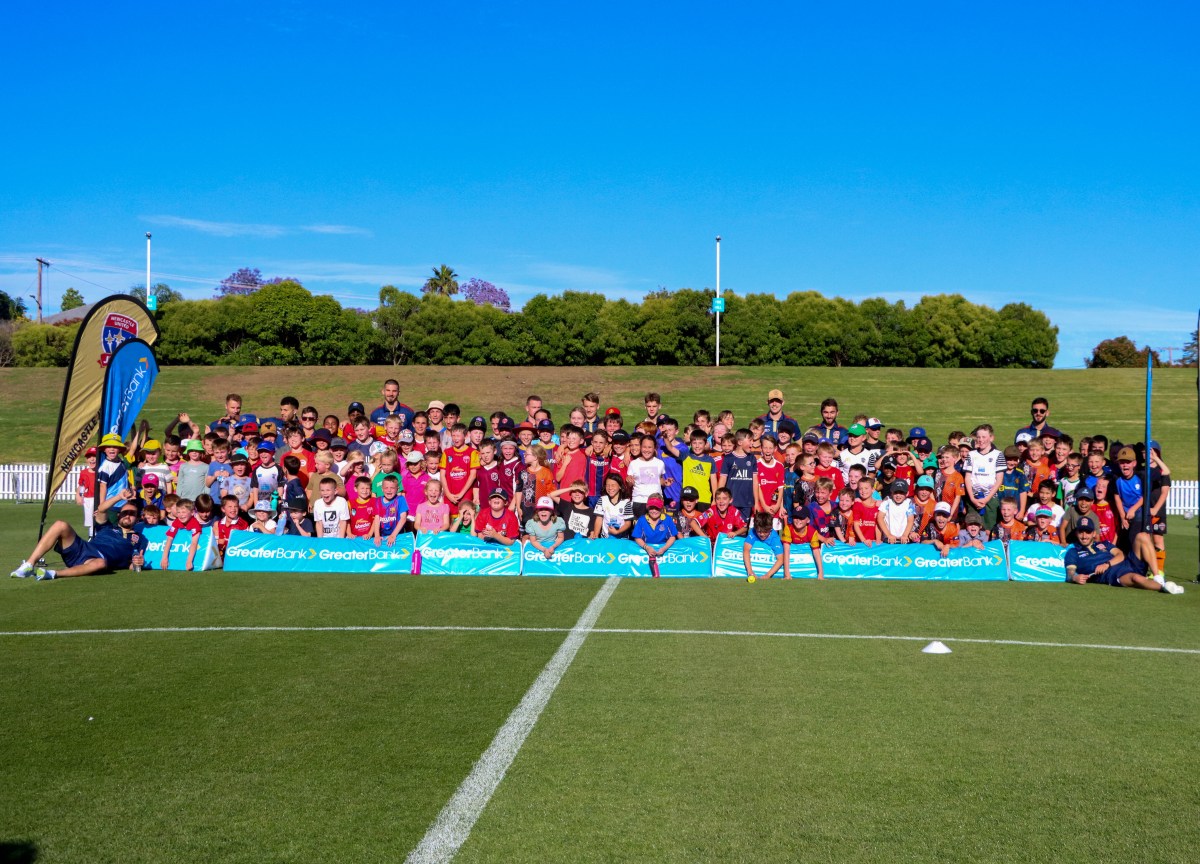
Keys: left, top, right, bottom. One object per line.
{"left": 1, "top": 365, "right": 1196, "bottom": 473}
{"left": 3, "top": 503, "right": 1198, "bottom": 863}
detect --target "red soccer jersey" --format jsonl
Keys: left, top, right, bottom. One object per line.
{"left": 813, "top": 463, "right": 845, "bottom": 494}
{"left": 348, "top": 496, "right": 376, "bottom": 537}
{"left": 851, "top": 499, "right": 879, "bottom": 541}
{"left": 214, "top": 516, "right": 249, "bottom": 550}
{"left": 755, "top": 458, "right": 786, "bottom": 511}
{"left": 476, "top": 508, "right": 520, "bottom": 540}
{"left": 440, "top": 445, "right": 479, "bottom": 499}
{"left": 78, "top": 467, "right": 96, "bottom": 497}
{"left": 702, "top": 505, "right": 746, "bottom": 543}
{"left": 475, "top": 461, "right": 503, "bottom": 505}
{"left": 894, "top": 465, "right": 917, "bottom": 496}
{"left": 607, "top": 454, "right": 629, "bottom": 482}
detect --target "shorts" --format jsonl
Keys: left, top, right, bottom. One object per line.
{"left": 56, "top": 535, "right": 105, "bottom": 570}
{"left": 1102, "top": 556, "right": 1147, "bottom": 586}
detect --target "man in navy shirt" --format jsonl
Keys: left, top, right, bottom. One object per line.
{"left": 1064, "top": 517, "right": 1181, "bottom": 594}
{"left": 1014, "top": 396, "right": 1061, "bottom": 443}
{"left": 12, "top": 496, "right": 147, "bottom": 580}
{"left": 369, "top": 378, "right": 414, "bottom": 429}
{"left": 757, "top": 389, "right": 795, "bottom": 438}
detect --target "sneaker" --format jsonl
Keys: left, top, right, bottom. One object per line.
{"left": 1163, "top": 581, "right": 1184, "bottom": 595}
{"left": 1153, "top": 573, "right": 1165, "bottom": 587}
{"left": 10, "top": 562, "right": 33, "bottom": 579}
{"left": 34, "top": 568, "right": 56, "bottom": 581}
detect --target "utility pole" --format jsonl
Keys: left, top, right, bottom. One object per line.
{"left": 1155, "top": 346, "right": 1180, "bottom": 366}
{"left": 35, "top": 258, "right": 49, "bottom": 323}
{"left": 145, "top": 233, "right": 155, "bottom": 313}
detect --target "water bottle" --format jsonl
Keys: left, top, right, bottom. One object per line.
{"left": 270, "top": 489, "right": 279, "bottom": 512}
{"left": 411, "top": 548, "right": 423, "bottom": 575}
{"left": 648, "top": 554, "right": 660, "bottom": 579}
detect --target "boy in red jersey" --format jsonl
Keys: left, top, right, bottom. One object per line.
{"left": 347, "top": 475, "right": 377, "bottom": 539}
{"left": 753, "top": 435, "right": 786, "bottom": 526}
{"left": 812, "top": 442, "right": 845, "bottom": 495}
{"left": 161, "top": 498, "right": 204, "bottom": 571}
{"left": 702, "top": 487, "right": 748, "bottom": 544}
{"left": 555, "top": 425, "right": 587, "bottom": 489}
{"left": 851, "top": 475, "right": 880, "bottom": 546}
{"left": 214, "top": 494, "right": 249, "bottom": 558}
{"left": 781, "top": 506, "right": 825, "bottom": 580}
{"left": 440, "top": 423, "right": 479, "bottom": 515}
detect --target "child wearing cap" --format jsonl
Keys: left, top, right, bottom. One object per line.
{"left": 524, "top": 496, "right": 567, "bottom": 559}
{"left": 1022, "top": 480, "right": 1064, "bottom": 529}
{"left": 474, "top": 489, "right": 520, "bottom": 545}
{"left": 911, "top": 475, "right": 937, "bottom": 538}
{"left": 1113, "top": 447, "right": 1145, "bottom": 541}
{"left": 1024, "top": 508, "right": 1062, "bottom": 544}
{"left": 224, "top": 455, "right": 254, "bottom": 509}
{"left": 251, "top": 442, "right": 281, "bottom": 509}
{"left": 922, "top": 503, "right": 960, "bottom": 557}
{"left": 177, "top": 440, "right": 210, "bottom": 502}
{"left": 743, "top": 512, "right": 784, "bottom": 582}
{"left": 781, "top": 507, "right": 825, "bottom": 580}
{"left": 76, "top": 448, "right": 98, "bottom": 537}
{"left": 877, "top": 482, "right": 916, "bottom": 544}
{"left": 675, "top": 486, "right": 706, "bottom": 539}
{"left": 956, "top": 512, "right": 987, "bottom": 550}
{"left": 632, "top": 496, "right": 677, "bottom": 565}
{"left": 996, "top": 445, "right": 1030, "bottom": 517}
{"left": 137, "top": 440, "right": 173, "bottom": 493}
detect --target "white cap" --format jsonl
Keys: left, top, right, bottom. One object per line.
{"left": 535, "top": 496, "right": 555, "bottom": 511}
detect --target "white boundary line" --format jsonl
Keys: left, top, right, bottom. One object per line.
{"left": 404, "top": 575, "right": 621, "bottom": 864}
{"left": 1, "top": 622, "right": 1198, "bottom": 656}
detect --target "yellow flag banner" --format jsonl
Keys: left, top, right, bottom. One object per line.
{"left": 41, "top": 295, "right": 159, "bottom": 535}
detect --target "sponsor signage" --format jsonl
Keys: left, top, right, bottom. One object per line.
{"left": 142, "top": 526, "right": 219, "bottom": 571}
{"left": 522, "top": 536, "right": 712, "bottom": 578}
{"left": 1007, "top": 541, "right": 1067, "bottom": 582}
{"left": 417, "top": 532, "right": 520, "bottom": 576}
{"left": 712, "top": 534, "right": 818, "bottom": 579}
{"left": 820, "top": 541, "right": 1007, "bottom": 581}
{"left": 223, "top": 532, "right": 415, "bottom": 573}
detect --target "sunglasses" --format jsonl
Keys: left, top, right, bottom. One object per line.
{"left": 301, "top": 415, "right": 317, "bottom": 421}
{"left": 1031, "top": 409, "right": 1047, "bottom": 415}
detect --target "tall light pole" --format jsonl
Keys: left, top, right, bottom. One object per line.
{"left": 715, "top": 236, "right": 721, "bottom": 367}
{"left": 145, "top": 233, "right": 155, "bottom": 313}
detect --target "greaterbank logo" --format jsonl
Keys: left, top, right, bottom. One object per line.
{"left": 423, "top": 545, "right": 513, "bottom": 563}
{"left": 525, "top": 547, "right": 620, "bottom": 565}
{"left": 824, "top": 550, "right": 1003, "bottom": 569}
{"left": 1014, "top": 554, "right": 1064, "bottom": 570}
{"left": 226, "top": 544, "right": 411, "bottom": 563}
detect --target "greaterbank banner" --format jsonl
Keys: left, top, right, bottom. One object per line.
{"left": 712, "top": 534, "right": 818, "bottom": 579}
{"left": 417, "top": 533, "right": 521, "bottom": 576}
{"left": 223, "top": 532, "right": 415, "bottom": 573}
{"left": 522, "top": 536, "right": 712, "bottom": 578}
{"left": 1007, "top": 541, "right": 1067, "bottom": 582}
{"left": 142, "top": 526, "right": 219, "bottom": 571}
{"left": 820, "top": 542, "right": 1007, "bottom": 581}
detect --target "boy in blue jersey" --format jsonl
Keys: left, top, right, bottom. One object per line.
{"left": 1112, "top": 446, "right": 1144, "bottom": 543}
{"left": 743, "top": 512, "right": 785, "bottom": 582}
{"left": 718, "top": 429, "right": 757, "bottom": 522}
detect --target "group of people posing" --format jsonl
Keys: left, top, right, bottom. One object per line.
{"left": 10, "top": 383, "right": 1182, "bottom": 594}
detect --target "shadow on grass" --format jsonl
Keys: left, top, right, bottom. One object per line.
{"left": 0, "top": 842, "right": 37, "bottom": 864}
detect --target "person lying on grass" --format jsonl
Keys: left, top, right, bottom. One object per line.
{"left": 1064, "top": 517, "right": 1182, "bottom": 594}
{"left": 12, "top": 492, "right": 146, "bottom": 581}
{"left": 743, "top": 512, "right": 785, "bottom": 582}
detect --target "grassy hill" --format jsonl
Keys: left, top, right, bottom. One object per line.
{"left": 1, "top": 365, "right": 1196, "bottom": 474}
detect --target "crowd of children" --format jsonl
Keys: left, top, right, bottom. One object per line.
{"left": 24, "top": 383, "right": 1178, "bottom": 593}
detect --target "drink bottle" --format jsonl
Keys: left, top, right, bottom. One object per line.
{"left": 411, "top": 548, "right": 423, "bottom": 575}
{"left": 648, "top": 554, "right": 660, "bottom": 578}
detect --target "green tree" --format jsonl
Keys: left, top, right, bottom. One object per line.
{"left": 1183, "top": 326, "right": 1198, "bottom": 367}
{"left": 12, "top": 323, "right": 79, "bottom": 366}
{"left": 374, "top": 285, "right": 421, "bottom": 364}
{"left": 983, "top": 303, "right": 1059, "bottom": 368}
{"left": 904, "top": 294, "right": 995, "bottom": 368}
{"left": 422, "top": 265, "right": 459, "bottom": 297}
{"left": 858, "top": 298, "right": 916, "bottom": 366}
{"left": 131, "top": 283, "right": 183, "bottom": 307}
{"left": 60, "top": 287, "right": 85, "bottom": 312}
{"left": 1086, "top": 336, "right": 1160, "bottom": 368}
{"left": 0, "top": 290, "right": 26, "bottom": 321}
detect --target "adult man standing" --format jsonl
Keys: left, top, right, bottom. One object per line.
{"left": 1014, "top": 397, "right": 1060, "bottom": 442}
{"left": 371, "top": 379, "right": 414, "bottom": 429}
{"left": 523, "top": 395, "right": 543, "bottom": 426}
{"left": 807, "top": 398, "right": 848, "bottom": 442}
{"left": 757, "top": 389, "right": 795, "bottom": 438}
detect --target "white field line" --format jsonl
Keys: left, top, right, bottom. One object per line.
{"left": 1, "top": 622, "right": 1198, "bottom": 656}
{"left": 405, "top": 575, "right": 621, "bottom": 864}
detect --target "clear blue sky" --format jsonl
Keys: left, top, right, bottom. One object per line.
{"left": 2, "top": 2, "right": 1196, "bottom": 366}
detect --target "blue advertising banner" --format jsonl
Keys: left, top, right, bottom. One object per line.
{"left": 1007, "top": 540, "right": 1067, "bottom": 582}
{"left": 222, "top": 532, "right": 416, "bottom": 573}
{"left": 712, "top": 534, "right": 819, "bottom": 579}
{"left": 819, "top": 541, "right": 1007, "bottom": 581}
{"left": 100, "top": 338, "right": 159, "bottom": 440}
{"left": 417, "top": 532, "right": 521, "bottom": 576}
{"left": 142, "top": 526, "right": 219, "bottom": 571}
{"left": 521, "top": 536, "right": 713, "bottom": 578}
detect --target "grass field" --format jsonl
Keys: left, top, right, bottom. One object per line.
{"left": 3, "top": 503, "right": 1199, "bottom": 862}
{"left": 1, "top": 365, "right": 1196, "bottom": 474}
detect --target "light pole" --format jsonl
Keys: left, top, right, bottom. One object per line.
{"left": 145, "top": 233, "right": 155, "bottom": 313}
{"left": 715, "top": 236, "right": 721, "bottom": 367}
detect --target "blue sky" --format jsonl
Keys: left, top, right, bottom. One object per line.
{"left": 1, "top": 2, "right": 1196, "bottom": 366}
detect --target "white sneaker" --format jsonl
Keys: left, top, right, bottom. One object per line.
{"left": 1153, "top": 573, "right": 1165, "bottom": 587}
{"left": 34, "top": 568, "right": 56, "bottom": 581}
{"left": 10, "top": 562, "right": 33, "bottom": 578}
{"left": 1163, "top": 581, "right": 1184, "bottom": 595}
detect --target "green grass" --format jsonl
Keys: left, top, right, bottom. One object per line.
{"left": 1, "top": 365, "right": 1196, "bottom": 474}
{"left": 3, "top": 503, "right": 1199, "bottom": 862}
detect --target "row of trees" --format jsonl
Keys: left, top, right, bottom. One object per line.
{"left": 0, "top": 279, "right": 1065, "bottom": 368}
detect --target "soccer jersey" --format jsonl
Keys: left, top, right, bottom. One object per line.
{"left": 348, "top": 496, "right": 377, "bottom": 537}
{"left": 721, "top": 453, "right": 757, "bottom": 516}
{"left": 681, "top": 452, "right": 717, "bottom": 505}
{"left": 702, "top": 505, "right": 747, "bottom": 542}
{"left": 440, "top": 445, "right": 480, "bottom": 500}
{"left": 879, "top": 497, "right": 916, "bottom": 539}
{"left": 372, "top": 495, "right": 408, "bottom": 536}
{"left": 214, "top": 515, "right": 249, "bottom": 550}
{"left": 743, "top": 530, "right": 784, "bottom": 556}
{"left": 781, "top": 522, "right": 821, "bottom": 548}
{"left": 606, "top": 454, "right": 629, "bottom": 482}
{"left": 912, "top": 495, "right": 936, "bottom": 533}
{"left": 1115, "top": 475, "right": 1144, "bottom": 513}
{"left": 252, "top": 463, "right": 282, "bottom": 501}
{"left": 838, "top": 448, "right": 877, "bottom": 483}
{"left": 851, "top": 499, "right": 879, "bottom": 541}
{"left": 808, "top": 501, "right": 835, "bottom": 539}
{"left": 476, "top": 508, "right": 521, "bottom": 541}
{"left": 937, "top": 469, "right": 966, "bottom": 507}
{"left": 97, "top": 456, "right": 132, "bottom": 500}
{"left": 924, "top": 521, "right": 960, "bottom": 546}
{"left": 632, "top": 514, "right": 678, "bottom": 545}
{"left": 754, "top": 457, "right": 786, "bottom": 513}
{"left": 557, "top": 448, "right": 587, "bottom": 490}
{"left": 593, "top": 496, "right": 634, "bottom": 537}
{"left": 813, "top": 463, "right": 844, "bottom": 494}
{"left": 582, "top": 452, "right": 609, "bottom": 502}
{"left": 965, "top": 448, "right": 1006, "bottom": 498}
{"left": 475, "top": 462, "right": 504, "bottom": 506}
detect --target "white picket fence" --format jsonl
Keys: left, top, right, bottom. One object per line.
{"left": 0, "top": 463, "right": 1197, "bottom": 514}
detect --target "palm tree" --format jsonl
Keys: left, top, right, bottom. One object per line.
{"left": 422, "top": 265, "right": 459, "bottom": 296}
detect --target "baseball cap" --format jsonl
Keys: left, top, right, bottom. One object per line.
{"left": 656, "top": 414, "right": 675, "bottom": 427}
{"left": 427, "top": 400, "right": 445, "bottom": 411}
{"left": 866, "top": 418, "right": 883, "bottom": 429}
{"left": 1076, "top": 516, "right": 1097, "bottom": 532}
{"left": 778, "top": 420, "right": 799, "bottom": 438}
{"left": 254, "top": 500, "right": 274, "bottom": 513}
{"left": 907, "top": 427, "right": 927, "bottom": 441}
{"left": 801, "top": 431, "right": 820, "bottom": 444}
{"left": 257, "top": 441, "right": 276, "bottom": 453}
{"left": 1148, "top": 439, "right": 1161, "bottom": 453}
{"left": 99, "top": 433, "right": 124, "bottom": 448}
{"left": 1014, "top": 431, "right": 1034, "bottom": 445}
{"left": 646, "top": 496, "right": 664, "bottom": 509}
{"left": 396, "top": 429, "right": 414, "bottom": 443}
{"left": 1116, "top": 446, "right": 1137, "bottom": 463}
{"left": 879, "top": 454, "right": 898, "bottom": 470}
{"left": 964, "top": 511, "right": 983, "bottom": 526}
{"left": 184, "top": 440, "right": 204, "bottom": 453}
{"left": 680, "top": 486, "right": 700, "bottom": 500}
{"left": 535, "top": 495, "right": 555, "bottom": 510}
{"left": 259, "top": 421, "right": 277, "bottom": 436}
{"left": 933, "top": 502, "right": 952, "bottom": 516}
{"left": 922, "top": 455, "right": 937, "bottom": 470}
{"left": 347, "top": 401, "right": 365, "bottom": 414}
{"left": 847, "top": 423, "right": 866, "bottom": 436}
{"left": 286, "top": 496, "right": 309, "bottom": 512}
{"left": 1074, "top": 486, "right": 1094, "bottom": 501}
{"left": 790, "top": 505, "right": 810, "bottom": 521}
{"left": 312, "top": 429, "right": 332, "bottom": 444}
{"left": 1003, "top": 445, "right": 1022, "bottom": 462}
{"left": 537, "top": 419, "right": 555, "bottom": 433}
{"left": 890, "top": 480, "right": 908, "bottom": 495}
{"left": 913, "top": 438, "right": 932, "bottom": 452}
{"left": 611, "top": 431, "right": 630, "bottom": 444}
{"left": 468, "top": 416, "right": 488, "bottom": 431}
{"left": 767, "top": 389, "right": 784, "bottom": 402}
{"left": 405, "top": 450, "right": 424, "bottom": 464}
{"left": 489, "top": 487, "right": 510, "bottom": 501}
{"left": 1035, "top": 507, "right": 1053, "bottom": 518}
{"left": 237, "top": 421, "right": 259, "bottom": 434}
{"left": 604, "top": 406, "right": 621, "bottom": 417}
{"left": 330, "top": 437, "right": 347, "bottom": 450}
{"left": 141, "top": 473, "right": 160, "bottom": 486}
{"left": 230, "top": 454, "right": 249, "bottom": 465}
{"left": 498, "top": 417, "right": 515, "bottom": 432}
{"left": 141, "top": 439, "right": 162, "bottom": 451}
{"left": 85, "top": 446, "right": 97, "bottom": 457}
{"left": 1040, "top": 427, "right": 1060, "bottom": 440}
{"left": 916, "top": 475, "right": 934, "bottom": 489}
{"left": 516, "top": 421, "right": 535, "bottom": 431}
